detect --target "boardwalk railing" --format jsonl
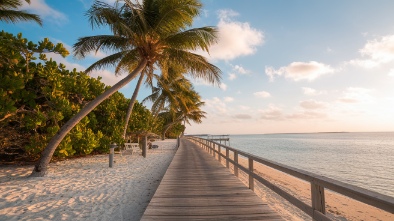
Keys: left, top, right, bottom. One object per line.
{"left": 189, "top": 137, "right": 394, "bottom": 221}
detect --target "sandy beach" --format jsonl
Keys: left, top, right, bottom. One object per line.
{"left": 0, "top": 139, "right": 177, "bottom": 221}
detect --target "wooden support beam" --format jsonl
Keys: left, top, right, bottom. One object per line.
{"left": 234, "top": 152, "right": 239, "bottom": 177}
{"left": 311, "top": 183, "right": 326, "bottom": 219}
{"left": 249, "top": 158, "right": 254, "bottom": 191}
{"left": 226, "top": 149, "right": 229, "bottom": 168}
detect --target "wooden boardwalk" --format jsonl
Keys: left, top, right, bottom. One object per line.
{"left": 141, "top": 138, "right": 283, "bottom": 221}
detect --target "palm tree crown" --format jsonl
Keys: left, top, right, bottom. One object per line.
{"left": 74, "top": 0, "right": 221, "bottom": 83}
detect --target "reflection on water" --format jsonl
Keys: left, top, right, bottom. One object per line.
{"left": 229, "top": 132, "right": 394, "bottom": 197}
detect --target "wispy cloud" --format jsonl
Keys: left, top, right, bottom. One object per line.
{"left": 203, "top": 97, "right": 230, "bottom": 116}
{"left": 389, "top": 69, "right": 394, "bottom": 77}
{"left": 228, "top": 73, "right": 237, "bottom": 80}
{"left": 349, "top": 34, "right": 394, "bottom": 68}
{"left": 299, "top": 100, "right": 327, "bottom": 109}
{"left": 239, "top": 105, "right": 251, "bottom": 111}
{"left": 266, "top": 61, "right": 335, "bottom": 82}
{"left": 234, "top": 114, "right": 252, "bottom": 119}
{"left": 259, "top": 105, "right": 284, "bottom": 120}
{"left": 227, "top": 64, "right": 250, "bottom": 81}
{"left": 224, "top": 97, "right": 234, "bottom": 102}
{"left": 254, "top": 91, "right": 271, "bottom": 98}
{"left": 286, "top": 111, "right": 327, "bottom": 119}
{"left": 233, "top": 65, "right": 250, "bottom": 74}
{"left": 201, "top": 9, "right": 264, "bottom": 61}
{"left": 259, "top": 104, "right": 327, "bottom": 121}
{"left": 338, "top": 87, "right": 373, "bottom": 103}
{"left": 302, "top": 87, "right": 327, "bottom": 96}
{"left": 220, "top": 83, "right": 228, "bottom": 91}
{"left": 22, "top": 0, "right": 67, "bottom": 24}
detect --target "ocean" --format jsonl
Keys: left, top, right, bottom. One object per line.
{"left": 226, "top": 132, "right": 394, "bottom": 197}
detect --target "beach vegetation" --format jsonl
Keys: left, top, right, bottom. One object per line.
{"left": 0, "top": 31, "right": 165, "bottom": 163}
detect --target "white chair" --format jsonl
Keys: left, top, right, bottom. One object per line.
{"left": 124, "top": 143, "right": 141, "bottom": 155}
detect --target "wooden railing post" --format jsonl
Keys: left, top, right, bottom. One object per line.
{"left": 226, "top": 149, "right": 229, "bottom": 168}
{"left": 249, "top": 158, "right": 254, "bottom": 191}
{"left": 234, "top": 152, "right": 239, "bottom": 177}
{"left": 213, "top": 143, "right": 216, "bottom": 158}
{"left": 218, "top": 145, "right": 221, "bottom": 162}
{"left": 311, "top": 183, "right": 326, "bottom": 218}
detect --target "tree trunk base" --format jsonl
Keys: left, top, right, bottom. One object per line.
{"left": 30, "top": 165, "right": 47, "bottom": 177}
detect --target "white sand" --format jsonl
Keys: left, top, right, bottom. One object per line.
{"left": 0, "top": 139, "right": 177, "bottom": 221}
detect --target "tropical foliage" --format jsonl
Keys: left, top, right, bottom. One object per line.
{"left": 0, "top": 32, "right": 163, "bottom": 163}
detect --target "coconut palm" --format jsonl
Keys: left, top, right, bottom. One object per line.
{"left": 0, "top": 0, "right": 42, "bottom": 25}
{"left": 143, "top": 67, "right": 193, "bottom": 117}
{"left": 30, "top": 0, "right": 221, "bottom": 177}
{"left": 149, "top": 76, "right": 205, "bottom": 139}
{"left": 161, "top": 97, "right": 206, "bottom": 139}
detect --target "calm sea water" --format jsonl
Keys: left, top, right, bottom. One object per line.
{"left": 226, "top": 132, "right": 394, "bottom": 197}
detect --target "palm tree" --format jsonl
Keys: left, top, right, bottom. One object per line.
{"left": 0, "top": 0, "right": 42, "bottom": 25}
{"left": 143, "top": 67, "right": 193, "bottom": 117}
{"left": 30, "top": 0, "right": 221, "bottom": 177}
{"left": 161, "top": 99, "right": 206, "bottom": 139}
{"left": 147, "top": 74, "right": 206, "bottom": 139}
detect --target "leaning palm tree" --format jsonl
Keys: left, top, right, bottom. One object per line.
{"left": 158, "top": 83, "right": 205, "bottom": 139}
{"left": 0, "top": 0, "right": 42, "bottom": 25}
{"left": 161, "top": 100, "right": 206, "bottom": 139}
{"left": 31, "top": 0, "right": 221, "bottom": 177}
{"left": 143, "top": 67, "right": 193, "bottom": 117}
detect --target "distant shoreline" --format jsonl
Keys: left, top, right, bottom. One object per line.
{"left": 217, "top": 131, "right": 394, "bottom": 136}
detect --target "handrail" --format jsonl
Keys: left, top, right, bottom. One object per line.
{"left": 188, "top": 137, "right": 394, "bottom": 221}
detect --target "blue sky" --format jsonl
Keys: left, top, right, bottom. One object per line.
{"left": 3, "top": 0, "right": 394, "bottom": 134}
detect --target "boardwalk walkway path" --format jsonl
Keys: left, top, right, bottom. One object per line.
{"left": 141, "top": 138, "right": 283, "bottom": 220}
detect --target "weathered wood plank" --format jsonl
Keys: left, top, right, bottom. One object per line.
{"left": 141, "top": 138, "right": 283, "bottom": 221}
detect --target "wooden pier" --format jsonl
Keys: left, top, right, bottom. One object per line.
{"left": 141, "top": 138, "right": 282, "bottom": 220}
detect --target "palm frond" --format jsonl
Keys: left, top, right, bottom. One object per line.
{"left": 165, "top": 27, "right": 218, "bottom": 52}
{"left": 1, "top": 0, "right": 23, "bottom": 9}
{"left": 73, "top": 35, "right": 129, "bottom": 58}
{"left": 0, "top": 9, "right": 42, "bottom": 26}
{"left": 85, "top": 51, "right": 124, "bottom": 73}
{"left": 165, "top": 49, "right": 222, "bottom": 85}
{"left": 114, "top": 48, "right": 140, "bottom": 74}
{"left": 154, "top": 0, "right": 201, "bottom": 35}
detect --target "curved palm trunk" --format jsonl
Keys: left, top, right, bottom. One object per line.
{"left": 122, "top": 72, "right": 145, "bottom": 139}
{"left": 30, "top": 59, "right": 148, "bottom": 177}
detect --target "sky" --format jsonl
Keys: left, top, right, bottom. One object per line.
{"left": 3, "top": 0, "right": 394, "bottom": 134}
